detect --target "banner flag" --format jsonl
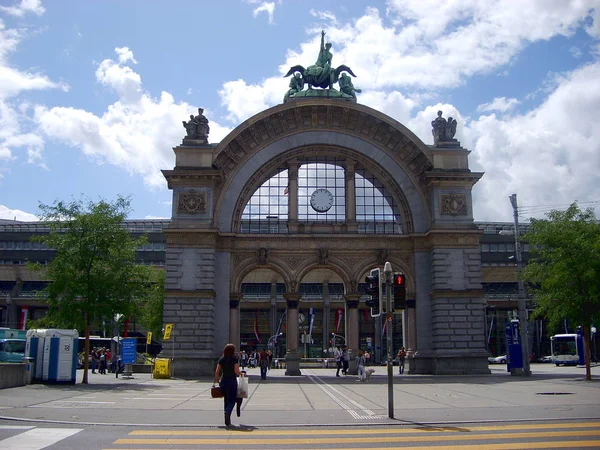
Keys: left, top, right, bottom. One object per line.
{"left": 335, "top": 308, "right": 343, "bottom": 334}
{"left": 308, "top": 307, "right": 315, "bottom": 336}
{"left": 276, "top": 309, "right": 287, "bottom": 336}
{"left": 382, "top": 318, "right": 387, "bottom": 338}
{"left": 254, "top": 310, "right": 261, "bottom": 343}
{"left": 362, "top": 308, "right": 370, "bottom": 323}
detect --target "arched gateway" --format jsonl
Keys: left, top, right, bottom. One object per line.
{"left": 161, "top": 97, "right": 488, "bottom": 377}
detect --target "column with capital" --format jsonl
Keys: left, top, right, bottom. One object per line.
{"left": 287, "top": 162, "right": 299, "bottom": 233}
{"left": 345, "top": 293, "right": 361, "bottom": 375}
{"left": 229, "top": 294, "right": 242, "bottom": 351}
{"left": 284, "top": 292, "right": 302, "bottom": 375}
{"left": 344, "top": 161, "right": 358, "bottom": 232}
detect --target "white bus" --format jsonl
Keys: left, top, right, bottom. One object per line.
{"left": 551, "top": 333, "right": 584, "bottom": 366}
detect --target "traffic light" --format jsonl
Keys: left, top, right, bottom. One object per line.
{"left": 365, "top": 268, "right": 382, "bottom": 317}
{"left": 392, "top": 272, "right": 406, "bottom": 311}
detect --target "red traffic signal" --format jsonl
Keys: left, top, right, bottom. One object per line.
{"left": 393, "top": 273, "right": 405, "bottom": 286}
{"left": 393, "top": 272, "right": 406, "bottom": 311}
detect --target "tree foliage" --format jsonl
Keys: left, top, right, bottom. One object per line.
{"left": 29, "top": 196, "right": 155, "bottom": 383}
{"left": 135, "top": 269, "right": 165, "bottom": 337}
{"left": 521, "top": 203, "right": 600, "bottom": 380}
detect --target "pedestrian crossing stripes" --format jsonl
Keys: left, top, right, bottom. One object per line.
{"left": 303, "top": 369, "right": 386, "bottom": 420}
{"left": 1, "top": 426, "right": 82, "bottom": 449}
{"left": 106, "top": 421, "right": 600, "bottom": 449}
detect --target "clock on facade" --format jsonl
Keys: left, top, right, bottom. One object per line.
{"left": 310, "top": 189, "right": 334, "bottom": 212}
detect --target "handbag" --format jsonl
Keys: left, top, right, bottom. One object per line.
{"left": 211, "top": 385, "right": 223, "bottom": 398}
{"left": 236, "top": 376, "right": 249, "bottom": 399}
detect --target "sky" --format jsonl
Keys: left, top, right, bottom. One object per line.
{"left": 0, "top": 0, "right": 599, "bottom": 223}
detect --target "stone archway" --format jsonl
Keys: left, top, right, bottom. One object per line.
{"left": 162, "top": 99, "right": 487, "bottom": 377}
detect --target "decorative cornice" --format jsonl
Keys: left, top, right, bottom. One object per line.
{"left": 429, "top": 289, "right": 484, "bottom": 299}
{"left": 162, "top": 169, "right": 222, "bottom": 189}
{"left": 164, "top": 289, "right": 217, "bottom": 298}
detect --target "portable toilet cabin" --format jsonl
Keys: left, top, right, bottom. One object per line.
{"left": 28, "top": 329, "right": 79, "bottom": 384}
{"left": 0, "top": 328, "right": 27, "bottom": 339}
{"left": 25, "top": 329, "right": 46, "bottom": 382}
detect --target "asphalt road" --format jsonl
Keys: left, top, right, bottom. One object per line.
{"left": 0, "top": 363, "right": 598, "bottom": 448}
{"left": 1, "top": 419, "right": 599, "bottom": 449}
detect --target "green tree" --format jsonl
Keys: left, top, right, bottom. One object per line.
{"left": 522, "top": 203, "right": 600, "bottom": 381}
{"left": 30, "top": 196, "right": 154, "bottom": 384}
{"left": 135, "top": 269, "right": 165, "bottom": 338}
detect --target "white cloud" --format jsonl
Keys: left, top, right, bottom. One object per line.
{"left": 0, "top": 12, "right": 65, "bottom": 167}
{"left": 245, "top": 1, "right": 277, "bottom": 24}
{"left": 465, "top": 61, "right": 600, "bottom": 221}
{"left": 0, "top": 204, "right": 38, "bottom": 221}
{"left": 114, "top": 46, "right": 137, "bottom": 64}
{"left": 0, "top": 0, "right": 45, "bottom": 17}
{"left": 219, "top": 1, "right": 598, "bottom": 122}
{"left": 477, "top": 97, "right": 520, "bottom": 113}
{"left": 34, "top": 48, "right": 232, "bottom": 189}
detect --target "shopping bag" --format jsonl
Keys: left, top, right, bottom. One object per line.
{"left": 236, "top": 376, "right": 249, "bottom": 399}
{"left": 211, "top": 385, "right": 223, "bottom": 398}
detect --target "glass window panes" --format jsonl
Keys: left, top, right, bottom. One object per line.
{"left": 298, "top": 158, "right": 346, "bottom": 223}
{"left": 241, "top": 169, "right": 289, "bottom": 234}
{"left": 355, "top": 168, "right": 402, "bottom": 234}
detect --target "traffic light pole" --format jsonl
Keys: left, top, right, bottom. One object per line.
{"left": 384, "top": 262, "right": 394, "bottom": 419}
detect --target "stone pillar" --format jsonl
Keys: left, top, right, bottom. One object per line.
{"left": 322, "top": 280, "right": 330, "bottom": 356}
{"left": 405, "top": 299, "right": 417, "bottom": 374}
{"left": 270, "top": 280, "right": 277, "bottom": 339}
{"left": 344, "top": 160, "right": 357, "bottom": 232}
{"left": 345, "top": 293, "right": 361, "bottom": 375}
{"left": 229, "top": 294, "right": 242, "bottom": 350}
{"left": 284, "top": 292, "right": 302, "bottom": 376}
{"left": 287, "top": 162, "right": 299, "bottom": 232}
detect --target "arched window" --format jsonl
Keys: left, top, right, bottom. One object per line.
{"left": 240, "top": 159, "right": 402, "bottom": 234}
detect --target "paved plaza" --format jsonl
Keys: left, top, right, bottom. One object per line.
{"left": 0, "top": 364, "right": 598, "bottom": 428}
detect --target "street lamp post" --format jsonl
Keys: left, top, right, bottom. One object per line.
{"left": 331, "top": 333, "right": 345, "bottom": 349}
{"left": 509, "top": 194, "right": 531, "bottom": 376}
{"left": 383, "top": 261, "right": 394, "bottom": 419}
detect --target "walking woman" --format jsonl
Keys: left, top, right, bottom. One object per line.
{"left": 214, "top": 343, "right": 245, "bottom": 427}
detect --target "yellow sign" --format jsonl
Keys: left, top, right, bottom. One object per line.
{"left": 163, "top": 324, "right": 173, "bottom": 340}
{"left": 153, "top": 358, "right": 171, "bottom": 379}
{"left": 146, "top": 331, "right": 153, "bottom": 345}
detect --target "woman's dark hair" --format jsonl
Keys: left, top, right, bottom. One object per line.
{"left": 223, "top": 343, "right": 236, "bottom": 357}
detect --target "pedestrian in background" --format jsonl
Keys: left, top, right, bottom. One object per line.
{"left": 342, "top": 345, "right": 349, "bottom": 375}
{"left": 214, "top": 343, "right": 245, "bottom": 427}
{"left": 356, "top": 350, "right": 366, "bottom": 382}
{"left": 397, "top": 347, "right": 406, "bottom": 374}
{"left": 259, "top": 349, "right": 269, "bottom": 380}
{"left": 335, "top": 346, "right": 342, "bottom": 377}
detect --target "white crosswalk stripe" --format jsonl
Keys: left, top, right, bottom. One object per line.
{"left": 1, "top": 426, "right": 82, "bottom": 449}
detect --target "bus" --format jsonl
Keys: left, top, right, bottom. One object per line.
{"left": 551, "top": 333, "right": 585, "bottom": 366}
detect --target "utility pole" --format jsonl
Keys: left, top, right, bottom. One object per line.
{"left": 383, "top": 261, "right": 394, "bottom": 419}
{"left": 509, "top": 194, "right": 531, "bottom": 376}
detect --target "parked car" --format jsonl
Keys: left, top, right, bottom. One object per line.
{"left": 0, "top": 338, "right": 26, "bottom": 363}
{"left": 536, "top": 355, "right": 554, "bottom": 363}
{"left": 488, "top": 355, "right": 507, "bottom": 364}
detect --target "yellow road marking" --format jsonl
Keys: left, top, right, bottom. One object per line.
{"left": 115, "top": 429, "right": 600, "bottom": 445}
{"left": 103, "top": 444, "right": 600, "bottom": 450}
{"left": 128, "top": 421, "right": 600, "bottom": 436}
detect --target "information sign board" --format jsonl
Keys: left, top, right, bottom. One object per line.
{"left": 122, "top": 338, "right": 137, "bottom": 365}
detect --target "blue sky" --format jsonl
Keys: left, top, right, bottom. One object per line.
{"left": 0, "top": 0, "right": 599, "bottom": 222}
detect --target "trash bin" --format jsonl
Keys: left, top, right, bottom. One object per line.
{"left": 24, "top": 357, "right": 35, "bottom": 384}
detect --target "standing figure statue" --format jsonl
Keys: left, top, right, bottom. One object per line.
{"left": 431, "top": 110, "right": 457, "bottom": 144}
{"left": 194, "top": 108, "right": 210, "bottom": 141}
